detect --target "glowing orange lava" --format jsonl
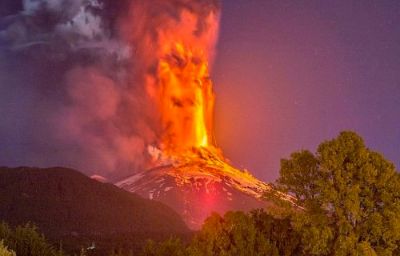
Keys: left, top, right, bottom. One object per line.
{"left": 157, "top": 42, "right": 215, "bottom": 154}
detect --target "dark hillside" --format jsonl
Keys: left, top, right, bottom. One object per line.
{"left": 0, "top": 166, "right": 189, "bottom": 254}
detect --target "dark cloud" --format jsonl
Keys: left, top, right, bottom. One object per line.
{"left": 0, "top": 0, "right": 22, "bottom": 18}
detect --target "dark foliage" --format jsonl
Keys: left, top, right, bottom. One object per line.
{"left": 141, "top": 210, "right": 301, "bottom": 256}
{"left": 274, "top": 131, "right": 400, "bottom": 255}
{"left": 0, "top": 222, "right": 64, "bottom": 256}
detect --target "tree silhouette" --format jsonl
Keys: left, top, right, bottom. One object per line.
{"left": 276, "top": 131, "right": 400, "bottom": 255}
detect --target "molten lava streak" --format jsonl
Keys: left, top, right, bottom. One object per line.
{"left": 157, "top": 42, "right": 215, "bottom": 154}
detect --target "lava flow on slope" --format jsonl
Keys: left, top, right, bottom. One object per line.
{"left": 116, "top": 0, "right": 291, "bottom": 229}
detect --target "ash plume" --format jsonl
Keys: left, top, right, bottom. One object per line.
{"left": 0, "top": 0, "right": 220, "bottom": 179}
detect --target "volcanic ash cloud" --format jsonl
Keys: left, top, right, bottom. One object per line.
{"left": 0, "top": 0, "right": 221, "bottom": 179}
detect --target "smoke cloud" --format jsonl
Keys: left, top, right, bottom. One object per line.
{"left": 0, "top": 0, "right": 220, "bottom": 180}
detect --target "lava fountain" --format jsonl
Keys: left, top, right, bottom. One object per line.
{"left": 157, "top": 42, "right": 215, "bottom": 153}
{"left": 140, "top": 7, "right": 221, "bottom": 161}
{"left": 143, "top": 7, "right": 246, "bottom": 174}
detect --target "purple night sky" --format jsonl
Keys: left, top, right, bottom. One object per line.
{"left": 213, "top": 0, "right": 400, "bottom": 181}
{"left": 0, "top": 0, "right": 399, "bottom": 182}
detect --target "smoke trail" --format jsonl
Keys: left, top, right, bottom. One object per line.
{"left": 0, "top": 0, "right": 220, "bottom": 179}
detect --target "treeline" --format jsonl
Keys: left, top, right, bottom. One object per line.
{"left": 0, "top": 222, "right": 66, "bottom": 256}
{"left": 141, "top": 210, "right": 299, "bottom": 256}
{"left": 0, "top": 222, "right": 107, "bottom": 256}
{"left": 0, "top": 222, "right": 147, "bottom": 256}
{"left": 142, "top": 131, "right": 400, "bottom": 256}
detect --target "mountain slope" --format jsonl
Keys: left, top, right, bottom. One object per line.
{"left": 116, "top": 148, "right": 293, "bottom": 229}
{"left": 0, "top": 166, "right": 189, "bottom": 238}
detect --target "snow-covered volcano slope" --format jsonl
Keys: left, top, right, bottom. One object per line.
{"left": 116, "top": 148, "right": 290, "bottom": 229}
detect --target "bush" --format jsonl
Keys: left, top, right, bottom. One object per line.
{"left": 0, "top": 222, "right": 65, "bottom": 256}
{"left": 141, "top": 238, "right": 187, "bottom": 256}
{"left": 0, "top": 240, "right": 16, "bottom": 256}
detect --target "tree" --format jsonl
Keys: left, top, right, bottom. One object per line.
{"left": 191, "top": 211, "right": 261, "bottom": 256}
{"left": 141, "top": 238, "right": 187, "bottom": 256}
{"left": 140, "top": 210, "right": 300, "bottom": 256}
{"left": 249, "top": 209, "right": 300, "bottom": 256}
{"left": 0, "top": 240, "right": 16, "bottom": 256}
{"left": 0, "top": 222, "right": 65, "bottom": 256}
{"left": 187, "top": 210, "right": 300, "bottom": 256}
{"left": 276, "top": 131, "right": 400, "bottom": 255}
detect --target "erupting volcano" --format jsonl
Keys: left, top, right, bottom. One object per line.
{"left": 116, "top": 0, "right": 289, "bottom": 228}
